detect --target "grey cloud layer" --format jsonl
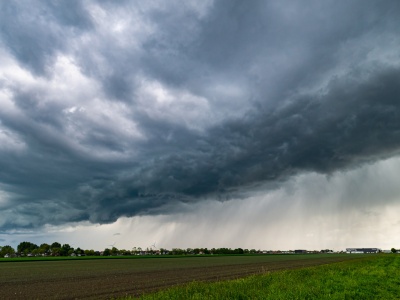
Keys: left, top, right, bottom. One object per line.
{"left": 84, "top": 67, "right": 400, "bottom": 223}
{"left": 1, "top": 0, "right": 400, "bottom": 229}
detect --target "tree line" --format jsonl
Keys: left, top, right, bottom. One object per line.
{"left": 0, "top": 242, "right": 93, "bottom": 257}
{"left": 0, "top": 241, "right": 265, "bottom": 258}
{"left": 3, "top": 242, "right": 390, "bottom": 258}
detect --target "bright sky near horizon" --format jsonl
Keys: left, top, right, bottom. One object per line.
{"left": 1, "top": 0, "right": 400, "bottom": 251}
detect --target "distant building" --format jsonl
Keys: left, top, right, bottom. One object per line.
{"left": 346, "top": 248, "right": 380, "bottom": 254}
{"left": 294, "top": 249, "right": 307, "bottom": 254}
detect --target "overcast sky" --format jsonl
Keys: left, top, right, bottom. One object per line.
{"left": 1, "top": 0, "right": 400, "bottom": 251}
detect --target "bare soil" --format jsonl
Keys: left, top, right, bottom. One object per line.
{"left": 0, "top": 255, "right": 362, "bottom": 299}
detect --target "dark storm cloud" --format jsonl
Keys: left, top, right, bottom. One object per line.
{"left": 0, "top": 0, "right": 92, "bottom": 75}
{"left": 81, "top": 66, "right": 400, "bottom": 223}
{"left": 1, "top": 0, "right": 400, "bottom": 229}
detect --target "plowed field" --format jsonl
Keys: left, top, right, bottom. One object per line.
{"left": 0, "top": 254, "right": 362, "bottom": 299}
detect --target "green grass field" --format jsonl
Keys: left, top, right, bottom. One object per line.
{"left": 131, "top": 255, "right": 400, "bottom": 300}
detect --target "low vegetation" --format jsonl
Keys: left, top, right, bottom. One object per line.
{"left": 1, "top": 240, "right": 294, "bottom": 258}
{"left": 131, "top": 255, "right": 400, "bottom": 300}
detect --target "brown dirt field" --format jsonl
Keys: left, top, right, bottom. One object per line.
{"left": 0, "top": 255, "right": 362, "bottom": 299}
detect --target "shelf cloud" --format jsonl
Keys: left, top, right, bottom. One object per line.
{"left": 1, "top": 0, "right": 400, "bottom": 240}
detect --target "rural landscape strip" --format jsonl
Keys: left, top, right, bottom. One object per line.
{"left": 134, "top": 255, "right": 400, "bottom": 300}
{"left": 0, "top": 254, "right": 363, "bottom": 299}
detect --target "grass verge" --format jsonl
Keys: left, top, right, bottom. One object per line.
{"left": 127, "top": 255, "right": 400, "bottom": 300}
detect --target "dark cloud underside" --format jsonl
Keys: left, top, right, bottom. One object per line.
{"left": 0, "top": 0, "right": 400, "bottom": 229}
{"left": 82, "top": 67, "right": 400, "bottom": 223}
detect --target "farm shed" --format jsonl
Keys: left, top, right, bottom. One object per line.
{"left": 346, "top": 248, "right": 380, "bottom": 254}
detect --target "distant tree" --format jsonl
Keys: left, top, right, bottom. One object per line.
{"left": 0, "top": 245, "right": 16, "bottom": 257}
{"left": 234, "top": 248, "right": 244, "bottom": 254}
{"left": 121, "top": 249, "right": 131, "bottom": 255}
{"left": 62, "top": 244, "right": 72, "bottom": 251}
{"left": 61, "top": 244, "right": 73, "bottom": 256}
{"left": 110, "top": 247, "right": 119, "bottom": 256}
{"left": 391, "top": 248, "right": 397, "bottom": 253}
{"left": 321, "top": 249, "right": 333, "bottom": 253}
{"left": 17, "top": 241, "right": 38, "bottom": 254}
{"left": 214, "top": 248, "right": 232, "bottom": 254}
{"left": 51, "top": 247, "right": 61, "bottom": 256}
{"left": 171, "top": 248, "right": 185, "bottom": 255}
{"left": 84, "top": 249, "right": 95, "bottom": 256}
{"left": 103, "top": 248, "right": 111, "bottom": 256}
{"left": 39, "top": 243, "right": 50, "bottom": 255}
{"left": 51, "top": 242, "right": 61, "bottom": 249}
